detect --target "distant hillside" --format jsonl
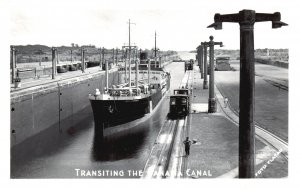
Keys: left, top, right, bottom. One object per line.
{"left": 191, "top": 48, "right": 288, "bottom": 62}
{"left": 12, "top": 44, "right": 178, "bottom": 63}
{"left": 15, "top": 45, "right": 51, "bottom": 55}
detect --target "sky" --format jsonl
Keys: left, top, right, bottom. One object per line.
{"left": 6, "top": 0, "right": 294, "bottom": 51}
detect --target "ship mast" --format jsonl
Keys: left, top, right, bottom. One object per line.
{"left": 153, "top": 31, "right": 159, "bottom": 68}
{"left": 128, "top": 19, "right": 135, "bottom": 88}
{"left": 154, "top": 31, "right": 157, "bottom": 59}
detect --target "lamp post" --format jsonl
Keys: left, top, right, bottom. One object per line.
{"left": 52, "top": 47, "right": 57, "bottom": 79}
{"left": 197, "top": 45, "right": 204, "bottom": 79}
{"left": 112, "top": 48, "right": 115, "bottom": 65}
{"left": 201, "top": 42, "right": 209, "bottom": 89}
{"left": 208, "top": 9, "right": 287, "bottom": 178}
{"left": 11, "top": 46, "right": 16, "bottom": 84}
{"left": 208, "top": 36, "right": 223, "bottom": 113}
{"left": 81, "top": 48, "right": 86, "bottom": 73}
{"left": 71, "top": 50, "right": 73, "bottom": 63}
{"left": 39, "top": 49, "right": 42, "bottom": 66}
{"left": 102, "top": 47, "right": 105, "bottom": 69}
{"left": 116, "top": 48, "right": 119, "bottom": 64}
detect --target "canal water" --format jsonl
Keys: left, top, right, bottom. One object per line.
{"left": 11, "top": 53, "right": 195, "bottom": 178}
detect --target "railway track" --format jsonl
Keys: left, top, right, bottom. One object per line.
{"left": 142, "top": 69, "right": 194, "bottom": 178}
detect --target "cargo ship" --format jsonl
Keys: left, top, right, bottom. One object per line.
{"left": 89, "top": 27, "right": 170, "bottom": 138}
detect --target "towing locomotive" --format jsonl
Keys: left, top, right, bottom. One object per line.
{"left": 169, "top": 88, "right": 190, "bottom": 118}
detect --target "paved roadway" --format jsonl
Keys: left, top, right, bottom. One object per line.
{"left": 215, "top": 60, "right": 288, "bottom": 141}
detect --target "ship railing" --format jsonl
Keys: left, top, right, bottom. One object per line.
{"left": 107, "top": 87, "right": 146, "bottom": 97}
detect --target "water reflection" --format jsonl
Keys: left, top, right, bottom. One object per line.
{"left": 11, "top": 62, "right": 185, "bottom": 178}
{"left": 92, "top": 125, "right": 149, "bottom": 161}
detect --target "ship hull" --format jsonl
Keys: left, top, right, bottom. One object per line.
{"left": 90, "top": 76, "right": 170, "bottom": 138}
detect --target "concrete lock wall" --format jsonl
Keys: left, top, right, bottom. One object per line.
{"left": 255, "top": 58, "right": 288, "bottom": 69}
{"left": 11, "top": 70, "right": 119, "bottom": 147}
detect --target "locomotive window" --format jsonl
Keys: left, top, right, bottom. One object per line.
{"left": 181, "top": 98, "right": 187, "bottom": 104}
{"left": 170, "top": 98, "right": 176, "bottom": 105}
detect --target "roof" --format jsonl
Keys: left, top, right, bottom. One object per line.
{"left": 170, "top": 95, "right": 189, "bottom": 97}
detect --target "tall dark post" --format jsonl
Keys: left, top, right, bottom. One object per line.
{"left": 112, "top": 48, "right": 115, "bottom": 65}
{"left": 135, "top": 59, "right": 139, "bottom": 89}
{"left": 105, "top": 60, "right": 109, "bottom": 89}
{"left": 208, "top": 9, "right": 287, "bottom": 178}
{"left": 39, "top": 49, "right": 42, "bottom": 66}
{"left": 52, "top": 47, "right": 56, "bottom": 79}
{"left": 56, "top": 49, "right": 59, "bottom": 65}
{"left": 71, "top": 50, "right": 73, "bottom": 63}
{"left": 201, "top": 42, "right": 208, "bottom": 89}
{"left": 124, "top": 48, "right": 127, "bottom": 83}
{"left": 116, "top": 48, "right": 118, "bottom": 63}
{"left": 197, "top": 45, "right": 204, "bottom": 79}
{"left": 11, "top": 46, "right": 16, "bottom": 83}
{"left": 122, "top": 48, "right": 124, "bottom": 63}
{"left": 208, "top": 36, "right": 223, "bottom": 113}
{"left": 196, "top": 47, "right": 200, "bottom": 77}
{"left": 99, "top": 48, "right": 102, "bottom": 67}
{"left": 81, "top": 48, "right": 85, "bottom": 73}
{"left": 200, "top": 46, "right": 204, "bottom": 79}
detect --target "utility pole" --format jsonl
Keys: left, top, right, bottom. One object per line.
{"left": 52, "top": 47, "right": 56, "bottom": 79}
{"left": 112, "top": 48, "right": 115, "bottom": 65}
{"left": 201, "top": 42, "right": 209, "bottom": 89}
{"left": 197, "top": 45, "right": 204, "bottom": 79}
{"left": 11, "top": 46, "right": 16, "bottom": 83}
{"left": 71, "top": 50, "right": 73, "bottom": 63}
{"left": 56, "top": 49, "right": 59, "bottom": 65}
{"left": 208, "top": 36, "right": 223, "bottom": 113}
{"left": 39, "top": 49, "right": 42, "bottom": 66}
{"left": 123, "top": 47, "right": 127, "bottom": 83}
{"left": 99, "top": 48, "right": 101, "bottom": 67}
{"left": 81, "top": 48, "right": 86, "bottom": 73}
{"left": 102, "top": 47, "right": 105, "bottom": 70}
{"left": 208, "top": 9, "right": 287, "bottom": 178}
{"left": 116, "top": 48, "right": 118, "bottom": 64}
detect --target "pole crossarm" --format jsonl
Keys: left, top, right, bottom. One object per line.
{"left": 122, "top": 45, "right": 137, "bottom": 48}
{"left": 208, "top": 9, "right": 288, "bottom": 29}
